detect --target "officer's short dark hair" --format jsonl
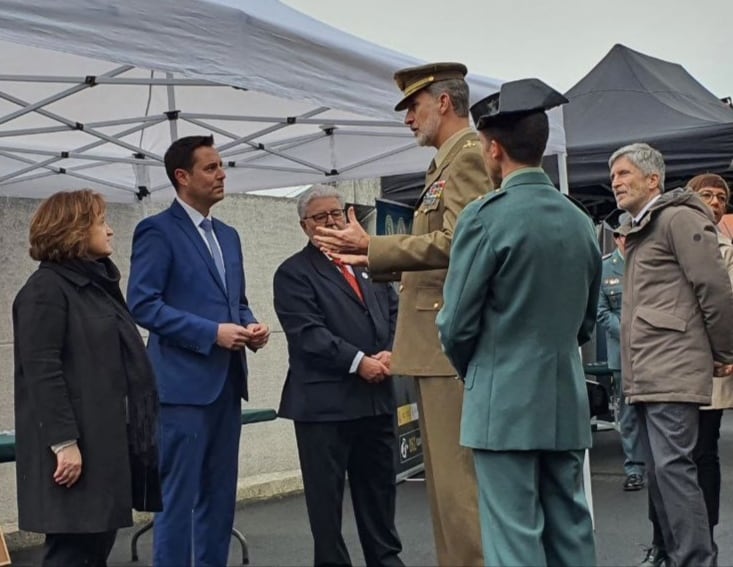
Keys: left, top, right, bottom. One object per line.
{"left": 164, "top": 135, "right": 215, "bottom": 191}
{"left": 480, "top": 112, "right": 548, "bottom": 166}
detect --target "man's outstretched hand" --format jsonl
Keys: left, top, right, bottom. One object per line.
{"left": 314, "top": 207, "right": 370, "bottom": 255}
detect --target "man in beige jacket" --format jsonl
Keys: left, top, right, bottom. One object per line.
{"left": 610, "top": 142, "right": 733, "bottom": 567}
{"left": 315, "top": 62, "right": 492, "bottom": 565}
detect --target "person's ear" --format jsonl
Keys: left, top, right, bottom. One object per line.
{"left": 174, "top": 168, "right": 189, "bottom": 189}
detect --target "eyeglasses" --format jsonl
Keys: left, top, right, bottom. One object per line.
{"left": 697, "top": 190, "right": 728, "bottom": 204}
{"left": 302, "top": 209, "right": 346, "bottom": 224}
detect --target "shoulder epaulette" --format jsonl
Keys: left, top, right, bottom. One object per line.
{"left": 476, "top": 189, "right": 507, "bottom": 208}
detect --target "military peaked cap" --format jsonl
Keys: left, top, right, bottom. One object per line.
{"left": 393, "top": 62, "right": 468, "bottom": 111}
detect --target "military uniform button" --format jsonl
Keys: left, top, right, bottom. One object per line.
{"left": 399, "top": 284, "right": 404, "bottom": 292}
{"left": 433, "top": 302, "right": 440, "bottom": 309}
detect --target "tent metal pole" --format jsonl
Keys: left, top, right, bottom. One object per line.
{"left": 182, "top": 117, "right": 328, "bottom": 173}
{"left": 182, "top": 112, "right": 402, "bottom": 128}
{"left": 166, "top": 72, "right": 178, "bottom": 142}
{"left": 0, "top": 74, "right": 217, "bottom": 86}
{"left": 0, "top": 65, "right": 133, "bottom": 126}
{"left": 338, "top": 142, "right": 418, "bottom": 174}
{"left": 0, "top": 87, "right": 162, "bottom": 160}
{"left": 557, "top": 152, "right": 569, "bottom": 195}
{"left": 0, "top": 120, "right": 165, "bottom": 184}
{"left": 0, "top": 146, "right": 161, "bottom": 165}
{"left": 213, "top": 106, "right": 330, "bottom": 151}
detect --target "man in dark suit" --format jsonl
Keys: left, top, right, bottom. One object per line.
{"left": 127, "top": 135, "right": 270, "bottom": 566}
{"left": 273, "top": 184, "right": 403, "bottom": 567}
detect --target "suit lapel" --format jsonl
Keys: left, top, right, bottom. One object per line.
{"left": 354, "top": 266, "right": 379, "bottom": 314}
{"left": 306, "top": 245, "right": 364, "bottom": 307}
{"left": 170, "top": 200, "right": 227, "bottom": 297}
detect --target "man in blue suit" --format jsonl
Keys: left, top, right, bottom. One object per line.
{"left": 437, "top": 79, "right": 601, "bottom": 566}
{"left": 127, "top": 135, "right": 270, "bottom": 566}
{"left": 274, "top": 185, "right": 403, "bottom": 566}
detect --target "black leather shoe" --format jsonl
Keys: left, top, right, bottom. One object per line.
{"left": 639, "top": 545, "right": 667, "bottom": 567}
{"left": 623, "top": 473, "right": 645, "bottom": 491}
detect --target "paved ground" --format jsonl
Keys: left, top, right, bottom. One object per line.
{"left": 9, "top": 413, "right": 733, "bottom": 566}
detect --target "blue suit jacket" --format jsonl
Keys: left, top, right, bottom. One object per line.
{"left": 274, "top": 243, "right": 398, "bottom": 422}
{"left": 127, "top": 200, "right": 257, "bottom": 405}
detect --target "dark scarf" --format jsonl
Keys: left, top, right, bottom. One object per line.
{"left": 64, "top": 258, "right": 160, "bottom": 499}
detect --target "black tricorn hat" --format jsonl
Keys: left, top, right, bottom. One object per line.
{"left": 470, "top": 78, "right": 568, "bottom": 130}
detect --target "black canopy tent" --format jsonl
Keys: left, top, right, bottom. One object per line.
{"left": 563, "top": 44, "right": 733, "bottom": 218}
{"left": 383, "top": 44, "right": 733, "bottom": 220}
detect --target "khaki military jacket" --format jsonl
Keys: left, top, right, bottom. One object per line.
{"left": 368, "top": 128, "right": 492, "bottom": 376}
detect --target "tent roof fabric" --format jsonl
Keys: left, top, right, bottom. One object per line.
{"left": 0, "top": 0, "right": 567, "bottom": 202}
{"left": 564, "top": 44, "right": 733, "bottom": 208}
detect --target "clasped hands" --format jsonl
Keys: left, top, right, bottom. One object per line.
{"left": 713, "top": 362, "right": 733, "bottom": 377}
{"left": 217, "top": 323, "right": 270, "bottom": 351}
{"left": 358, "top": 351, "right": 392, "bottom": 383}
{"left": 313, "top": 206, "right": 370, "bottom": 267}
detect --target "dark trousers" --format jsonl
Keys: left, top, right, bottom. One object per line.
{"left": 153, "top": 368, "right": 242, "bottom": 567}
{"left": 294, "top": 414, "right": 403, "bottom": 567}
{"left": 42, "top": 531, "right": 117, "bottom": 567}
{"left": 651, "top": 409, "right": 723, "bottom": 550}
{"left": 637, "top": 403, "right": 713, "bottom": 567}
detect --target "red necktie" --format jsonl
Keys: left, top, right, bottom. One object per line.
{"left": 333, "top": 258, "right": 364, "bottom": 302}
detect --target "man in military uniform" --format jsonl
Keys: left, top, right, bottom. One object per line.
{"left": 597, "top": 210, "right": 646, "bottom": 492}
{"left": 314, "top": 62, "right": 491, "bottom": 566}
{"left": 436, "top": 78, "right": 600, "bottom": 566}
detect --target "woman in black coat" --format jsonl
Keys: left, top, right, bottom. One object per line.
{"left": 12, "top": 189, "right": 161, "bottom": 567}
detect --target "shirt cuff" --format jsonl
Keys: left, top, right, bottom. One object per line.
{"left": 350, "top": 351, "right": 365, "bottom": 374}
{"left": 51, "top": 440, "right": 77, "bottom": 454}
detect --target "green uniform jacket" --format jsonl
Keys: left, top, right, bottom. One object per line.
{"left": 597, "top": 249, "right": 624, "bottom": 371}
{"left": 436, "top": 169, "right": 602, "bottom": 450}
{"left": 369, "top": 129, "right": 492, "bottom": 376}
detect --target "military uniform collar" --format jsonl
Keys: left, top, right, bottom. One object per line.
{"left": 500, "top": 166, "right": 545, "bottom": 188}
{"left": 433, "top": 126, "right": 473, "bottom": 170}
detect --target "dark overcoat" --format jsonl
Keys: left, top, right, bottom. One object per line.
{"left": 13, "top": 262, "right": 136, "bottom": 533}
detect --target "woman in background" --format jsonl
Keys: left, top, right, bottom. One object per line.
{"left": 13, "top": 189, "right": 160, "bottom": 566}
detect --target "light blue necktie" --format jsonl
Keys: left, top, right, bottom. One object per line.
{"left": 199, "top": 218, "right": 226, "bottom": 290}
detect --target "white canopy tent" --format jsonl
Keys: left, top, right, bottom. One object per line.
{"left": 0, "top": 0, "right": 567, "bottom": 202}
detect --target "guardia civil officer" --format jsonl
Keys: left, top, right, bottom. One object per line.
{"left": 597, "top": 210, "right": 646, "bottom": 492}
{"left": 436, "top": 79, "right": 601, "bottom": 566}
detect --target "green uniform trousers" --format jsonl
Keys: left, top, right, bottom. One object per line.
{"left": 473, "top": 449, "right": 596, "bottom": 567}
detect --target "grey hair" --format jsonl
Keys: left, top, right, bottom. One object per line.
{"left": 608, "top": 142, "right": 666, "bottom": 191}
{"left": 296, "top": 184, "right": 344, "bottom": 219}
{"left": 425, "top": 79, "right": 470, "bottom": 118}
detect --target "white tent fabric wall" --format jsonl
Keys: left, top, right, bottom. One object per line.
{"left": 0, "top": 0, "right": 566, "bottom": 202}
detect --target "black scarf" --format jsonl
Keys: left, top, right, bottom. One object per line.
{"left": 64, "top": 258, "right": 161, "bottom": 506}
